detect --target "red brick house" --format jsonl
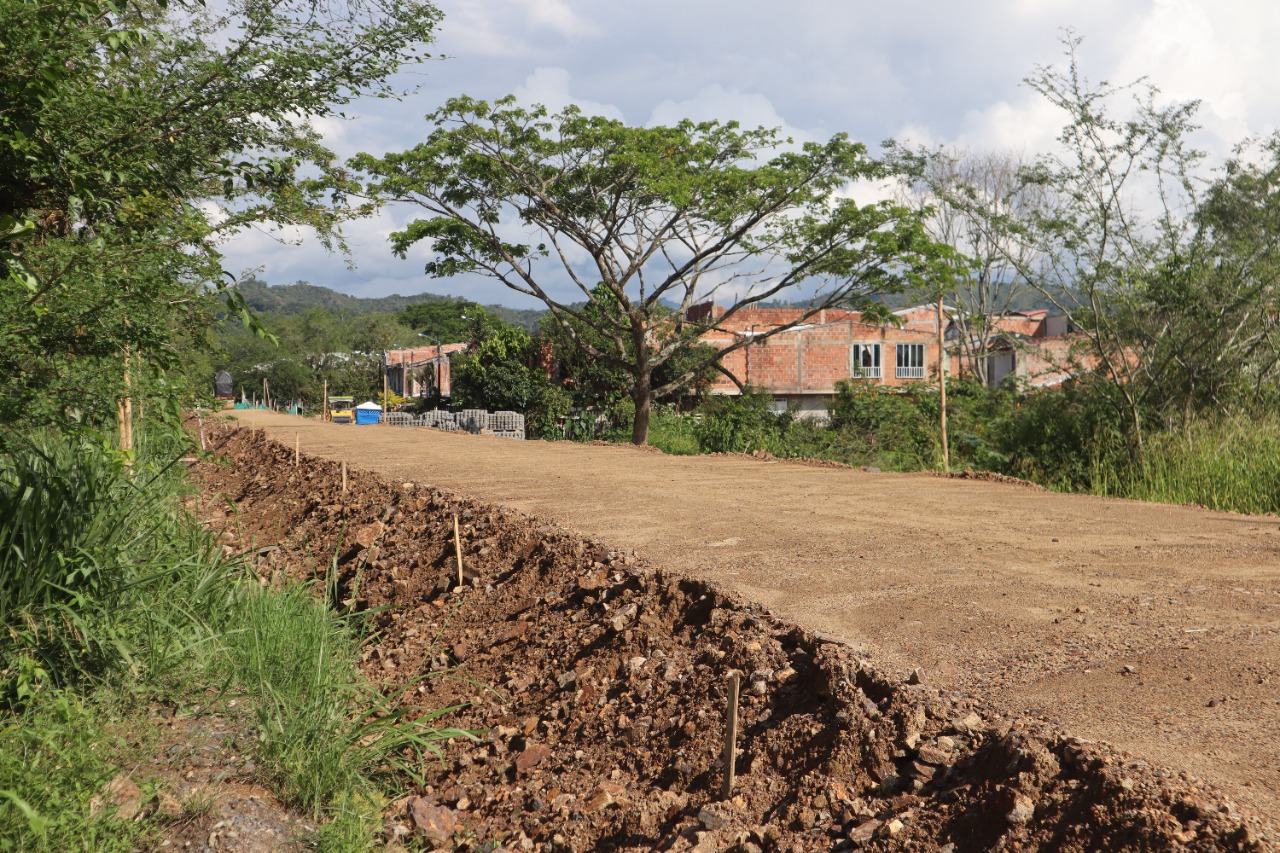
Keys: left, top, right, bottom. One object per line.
{"left": 698, "top": 305, "right": 954, "bottom": 417}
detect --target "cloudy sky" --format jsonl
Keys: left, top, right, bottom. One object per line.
{"left": 221, "top": 0, "right": 1280, "bottom": 307}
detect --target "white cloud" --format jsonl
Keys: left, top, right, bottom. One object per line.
{"left": 213, "top": 0, "right": 1280, "bottom": 304}
{"left": 647, "top": 85, "right": 818, "bottom": 145}
{"left": 513, "top": 0, "right": 597, "bottom": 40}
{"left": 512, "top": 67, "right": 625, "bottom": 120}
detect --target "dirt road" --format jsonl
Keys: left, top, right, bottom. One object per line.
{"left": 229, "top": 410, "right": 1280, "bottom": 817}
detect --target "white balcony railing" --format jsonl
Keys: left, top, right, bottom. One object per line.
{"left": 853, "top": 366, "right": 882, "bottom": 379}
{"left": 896, "top": 366, "right": 925, "bottom": 379}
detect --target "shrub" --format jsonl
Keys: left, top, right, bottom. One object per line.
{"left": 827, "top": 382, "right": 938, "bottom": 470}
{"left": 694, "top": 390, "right": 790, "bottom": 454}
{"left": 993, "top": 378, "right": 1127, "bottom": 490}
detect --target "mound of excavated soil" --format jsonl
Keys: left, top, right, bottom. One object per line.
{"left": 190, "top": 423, "right": 1270, "bottom": 851}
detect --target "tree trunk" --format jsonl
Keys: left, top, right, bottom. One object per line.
{"left": 631, "top": 371, "right": 652, "bottom": 446}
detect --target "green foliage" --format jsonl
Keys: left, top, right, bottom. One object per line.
{"left": 399, "top": 301, "right": 490, "bottom": 343}
{"left": 216, "top": 580, "right": 474, "bottom": 818}
{"left": 643, "top": 409, "right": 701, "bottom": 456}
{"left": 0, "top": 694, "right": 148, "bottom": 852}
{"left": 694, "top": 391, "right": 793, "bottom": 455}
{"left": 452, "top": 323, "right": 547, "bottom": 412}
{"left": 235, "top": 280, "right": 545, "bottom": 330}
{"left": 450, "top": 316, "right": 571, "bottom": 436}
{"left": 1095, "top": 415, "right": 1280, "bottom": 514}
{"left": 828, "top": 382, "right": 938, "bottom": 469}
{"left": 0, "top": 433, "right": 191, "bottom": 701}
{"left": 993, "top": 379, "right": 1127, "bottom": 491}
{"left": 216, "top": 307, "right": 421, "bottom": 406}
{"left": 0, "top": 0, "right": 440, "bottom": 431}
{"left": 0, "top": 434, "right": 472, "bottom": 847}
{"left": 539, "top": 284, "right": 718, "bottom": 414}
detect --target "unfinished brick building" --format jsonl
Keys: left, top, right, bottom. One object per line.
{"left": 698, "top": 305, "right": 952, "bottom": 418}
{"left": 698, "top": 303, "right": 1083, "bottom": 417}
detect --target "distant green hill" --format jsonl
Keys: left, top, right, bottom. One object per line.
{"left": 235, "top": 279, "right": 546, "bottom": 330}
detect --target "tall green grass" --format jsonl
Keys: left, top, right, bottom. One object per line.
{"left": 220, "top": 579, "right": 473, "bottom": 818}
{"left": 1094, "top": 414, "right": 1280, "bottom": 514}
{"left": 0, "top": 435, "right": 186, "bottom": 702}
{"left": 0, "top": 430, "right": 471, "bottom": 850}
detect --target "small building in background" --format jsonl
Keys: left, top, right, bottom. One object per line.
{"left": 384, "top": 344, "right": 469, "bottom": 399}
{"left": 697, "top": 304, "right": 955, "bottom": 418}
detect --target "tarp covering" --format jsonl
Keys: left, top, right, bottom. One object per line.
{"left": 214, "top": 370, "right": 233, "bottom": 397}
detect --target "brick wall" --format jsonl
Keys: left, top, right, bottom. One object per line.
{"left": 707, "top": 320, "right": 950, "bottom": 396}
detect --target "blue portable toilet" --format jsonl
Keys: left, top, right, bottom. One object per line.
{"left": 354, "top": 401, "right": 382, "bottom": 425}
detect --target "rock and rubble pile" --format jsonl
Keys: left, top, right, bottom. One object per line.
{"left": 191, "top": 423, "right": 1271, "bottom": 852}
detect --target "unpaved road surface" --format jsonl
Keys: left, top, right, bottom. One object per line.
{"left": 230, "top": 410, "right": 1280, "bottom": 818}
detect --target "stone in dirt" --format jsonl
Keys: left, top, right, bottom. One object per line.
{"left": 848, "top": 819, "right": 881, "bottom": 844}
{"left": 697, "top": 804, "right": 732, "bottom": 831}
{"left": 89, "top": 774, "right": 142, "bottom": 820}
{"left": 494, "top": 620, "right": 529, "bottom": 644}
{"left": 355, "top": 521, "right": 385, "bottom": 549}
{"left": 586, "top": 780, "right": 628, "bottom": 812}
{"left": 515, "top": 744, "right": 552, "bottom": 774}
{"left": 409, "top": 799, "right": 461, "bottom": 844}
{"left": 1006, "top": 792, "right": 1036, "bottom": 826}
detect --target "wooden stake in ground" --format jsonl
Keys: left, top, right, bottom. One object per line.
{"left": 341, "top": 460, "right": 347, "bottom": 493}
{"left": 322, "top": 378, "right": 328, "bottom": 423}
{"left": 721, "top": 670, "right": 741, "bottom": 800}
{"left": 453, "top": 513, "right": 464, "bottom": 588}
{"left": 118, "top": 344, "right": 134, "bottom": 468}
{"left": 294, "top": 432, "right": 300, "bottom": 467}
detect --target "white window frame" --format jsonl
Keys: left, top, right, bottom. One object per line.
{"left": 851, "top": 343, "right": 882, "bottom": 379}
{"left": 896, "top": 343, "right": 926, "bottom": 379}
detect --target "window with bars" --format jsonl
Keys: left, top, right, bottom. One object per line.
{"left": 896, "top": 343, "right": 925, "bottom": 379}
{"left": 851, "top": 343, "right": 881, "bottom": 378}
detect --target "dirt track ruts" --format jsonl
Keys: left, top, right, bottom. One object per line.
{"left": 228, "top": 409, "right": 1280, "bottom": 820}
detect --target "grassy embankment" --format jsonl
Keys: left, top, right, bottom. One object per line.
{"left": 0, "top": 429, "right": 469, "bottom": 852}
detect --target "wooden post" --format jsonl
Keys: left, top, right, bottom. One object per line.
{"left": 721, "top": 671, "right": 740, "bottom": 800}
{"left": 119, "top": 345, "right": 134, "bottom": 467}
{"left": 294, "top": 432, "right": 299, "bottom": 467}
{"left": 382, "top": 355, "right": 389, "bottom": 422}
{"left": 341, "top": 460, "right": 347, "bottom": 493}
{"left": 322, "top": 378, "right": 328, "bottom": 423}
{"left": 937, "top": 292, "right": 949, "bottom": 472}
{"left": 453, "top": 514, "right": 464, "bottom": 588}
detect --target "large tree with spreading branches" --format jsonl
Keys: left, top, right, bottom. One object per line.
{"left": 355, "top": 97, "right": 940, "bottom": 444}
